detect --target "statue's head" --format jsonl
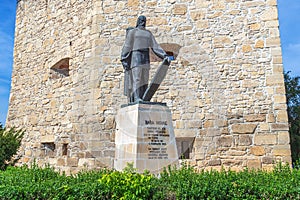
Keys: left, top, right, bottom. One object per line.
{"left": 136, "top": 15, "right": 146, "bottom": 28}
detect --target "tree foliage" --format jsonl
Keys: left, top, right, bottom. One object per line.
{"left": 0, "top": 124, "right": 24, "bottom": 170}
{"left": 284, "top": 71, "right": 300, "bottom": 163}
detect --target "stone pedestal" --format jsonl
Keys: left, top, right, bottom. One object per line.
{"left": 114, "top": 103, "right": 179, "bottom": 174}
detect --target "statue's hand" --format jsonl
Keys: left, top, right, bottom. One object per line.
{"left": 163, "top": 56, "right": 171, "bottom": 65}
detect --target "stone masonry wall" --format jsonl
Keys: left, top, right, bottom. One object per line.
{"left": 7, "top": 0, "right": 290, "bottom": 173}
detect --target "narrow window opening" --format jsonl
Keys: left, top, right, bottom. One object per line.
{"left": 62, "top": 143, "right": 68, "bottom": 156}
{"left": 50, "top": 58, "right": 70, "bottom": 79}
{"left": 41, "top": 142, "right": 56, "bottom": 157}
{"left": 176, "top": 138, "right": 194, "bottom": 159}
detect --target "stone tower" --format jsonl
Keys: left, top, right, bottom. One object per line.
{"left": 7, "top": 0, "right": 291, "bottom": 173}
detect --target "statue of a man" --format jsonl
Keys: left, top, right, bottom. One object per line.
{"left": 121, "top": 16, "right": 170, "bottom": 103}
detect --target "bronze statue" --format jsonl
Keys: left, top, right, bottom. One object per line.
{"left": 121, "top": 16, "right": 170, "bottom": 103}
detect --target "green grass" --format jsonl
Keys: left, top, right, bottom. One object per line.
{"left": 0, "top": 163, "right": 300, "bottom": 200}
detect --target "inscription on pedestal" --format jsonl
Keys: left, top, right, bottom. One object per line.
{"left": 115, "top": 103, "right": 179, "bottom": 173}
{"left": 145, "top": 121, "right": 170, "bottom": 159}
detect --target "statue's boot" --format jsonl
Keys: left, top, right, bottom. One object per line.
{"left": 133, "top": 87, "right": 144, "bottom": 103}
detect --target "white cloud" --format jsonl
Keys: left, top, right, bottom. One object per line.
{"left": 287, "top": 43, "right": 300, "bottom": 52}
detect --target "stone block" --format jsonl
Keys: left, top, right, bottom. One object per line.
{"left": 250, "top": 146, "right": 265, "bottom": 156}
{"left": 273, "top": 145, "right": 291, "bottom": 156}
{"left": 174, "top": 129, "right": 196, "bottom": 137}
{"left": 40, "top": 135, "right": 55, "bottom": 143}
{"left": 260, "top": 7, "right": 278, "bottom": 21}
{"left": 146, "top": 1, "right": 157, "bottom": 7}
{"left": 186, "top": 120, "right": 202, "bottom": 129}
{"left": 200, "top": 129, "right": 222, "bottom": 137}
{"left": 276, "top": 110, "right": 288, "bottom": 123}
{"left": 25, "top": 150, "right": 32, "bottom": 156}
{"left": 262, "top": 156, "right": 274, "bottom": 164}
{"left": 267, "top": 113, "right": 276, "bottom": 123}
{"left": 254, "top": 134, "right": 277, "bottom": 145}
{"left": 242, "top": 45, "right": 252, "bottom": 53}
{"left": 270, "top": 123, "right": 289, "bottom": 131}
{"left": 57, "top": 158, "right": 66, "bottom": 166}
{"left": 203, "top": 120, "right": 214, "bottom": 128}
{"left": 273, "top": 56, "right": 282, "bottom": 64}
{"left": 231, "top": 124, "right": 257, "bottom": 134}
{"left": 273, "top": 65, "right": 284, "bottom": 74}
{"left": 238, "top": 135, "right": 252, "bottom": 146}
{"left": 255, "top": 40, "right": 264, "bottom": 48}
{"left": 196, "top": 20, "right": 209, "bottom": 29}
{"left": 278, "top": 131, "right": 290, "bottom": 145}
{"left": 242, "top": 80, "right": 259, "bottom": 88}
{"left": 67, "top": 158, "right": 79, "bottom": 167}
{"left": 266, "top": 38, "right": 281, "bottom": 47}
{"left": 173, "top": 4, "right": 187, "bottom": 15}
{"left": 244, "top": 114, "right": 266, "bottom": 122}
{"left": 213, "top": 36, "right": 232, "bottom": 47}
{"left": 274, "top": 95, "right": 286, "bottom": 104}
{"left": 217, "top": 136, "right": 233, "bottom": 147}
{"left": 267, "top": 0, "right": 277, "bottom": 6}
{"left": 148, "top": 17, "right": 168, "bottom": 26}
{"left": 175, "top": 121, "right": 185, "bottom": 129}
{"left": 78, "top": 158, "right": 95, "bottom": 167}
{"left": 249, "top": 23, "right": 261, "bottom": 30}
{"left": 266, "top": 76, "right": 284, "bottom": 86}
{"left": 208, "top": 159, "right": 221, "bottom": 166}
{"left": 190, "top": 11, "right": 205, "bottom": 21}
{"left": 228, "top": 150, "right": 246, "bottom": 156}
{"left": 128, "top": 0, "right": 139, "bottom": 7}
{"left": 247, "top": 159, "right": 261, "bottom": 169}
{"left": 259, "top": 123, "right": 270, "bottom": 131}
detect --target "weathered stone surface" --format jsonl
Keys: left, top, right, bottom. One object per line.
{"left": 67, "top": 158, "right": 79, "bottom": 167}
{"left": 278, "top": 131, "right": 290, "bottom": 145}
{"left": 242, "top": 45, "right": 252, "bottom": 53}
{"left": 260, "top": 7, "right": 278, "bottom": 21}
{"left": 217, "top": 136, "right": 233, "bottom": 147}
{"left": 238, "top": 135, "right": 252, "bottom": 146}
{"left": 250, "top": 146, "right": 265, "bottom": 156}
{"left": 173, "top": 4, "right": 187, "bottom": 15}
{"left": 40, "top": 135, "right": 55, "bottom": 143}
{"left": 262, "top": 156, "right": 274, "bottom": 164}
{"left": 7, "top": 0, "right": 290, "bottom": 173}
{"left": 208, "top": 159, "right": 221, "bottom": 166}
{"left": 231, "top": 124, "right": 257, "bottom": 134}
{"left": 273, "top": 145, "right": 291, "bottom": 156}
{"left": 255, "top": 40, "right": 264, "bottom": 48}
{"left": 128, "top": 0, "right": 139, "bottom": 7}
{"left": 254, "top": 134, "right": 277, "bottom": 145}
{"left": 270, "top": 123, "right": 289, "bottom": 131}
{"left": 244, "top": 114, "right": 266, "bottom": 122}
{"left": 247, "top": 159, "right": 262, "bottom": 169}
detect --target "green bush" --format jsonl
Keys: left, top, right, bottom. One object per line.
{"left": 0, "top": 163, "right": 300, "bottom": 199}
{"left": 0, "top": 124, "right": 24, "bottom": 170}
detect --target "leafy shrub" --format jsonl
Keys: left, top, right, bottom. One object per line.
{"left": 1, "top": 163, "right": 300, "bottom": 199}
{"left": 0, "top": 124, "right": 24, "bottom": 170}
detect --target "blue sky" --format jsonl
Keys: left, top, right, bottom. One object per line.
{"left": 0, "top": 0, "right": 299, "bottom": 125}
